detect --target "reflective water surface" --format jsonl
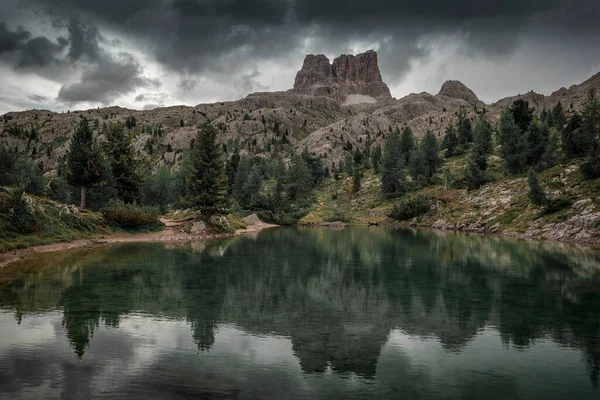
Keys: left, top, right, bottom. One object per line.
{"left": 1, "top": 227, "right": 600, "bottom": 399}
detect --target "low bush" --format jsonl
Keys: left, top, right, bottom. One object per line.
{"left": 325, "top": 208, "right": 351, "bottom": 223}
{"left": 537, "top": 196, "right": 574, "bottom": 217}
{"left": 389, "top": 195, "right": 432, "bottom": 221}
{"left": 102, "top": 199, "right": 161, "bottom": 230}
{"left": 0, "top": 187, "right": 40, "bottom": 234}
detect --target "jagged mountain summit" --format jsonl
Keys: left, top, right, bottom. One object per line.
{"left": 291, "top": 50, "right": 392, "bottom": 103}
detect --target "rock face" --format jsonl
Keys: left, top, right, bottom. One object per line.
{"left": 437, "top": 80, "right": 484, "bottom": 108}
{"left": 292, "top": 50, "right": 392, "bottom": 102}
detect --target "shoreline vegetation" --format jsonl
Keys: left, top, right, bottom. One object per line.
{"left": 2, "top": 92, "right": 600, "bottom": 258}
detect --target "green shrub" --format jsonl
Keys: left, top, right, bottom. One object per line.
{"left": 102, "top": 199, "right": 160, "bottom": 230}
{"left": 389, "top": 195, "right": 432, "bottom": 221}
{"left": 538, "top": 197, "right": 573, "bottom": 217}
{"left": 0, "top": 187, "right": 40, "bottom": 233}
{"left": 325, "top": 208, "right": 351, "bottom": 222}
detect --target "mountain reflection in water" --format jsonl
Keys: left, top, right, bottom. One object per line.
{"left": 0, "top": 227, "right": 599, "bottom": 399}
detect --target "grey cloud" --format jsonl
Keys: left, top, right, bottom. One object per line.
{"left": 27, "top": 94, "right": 48, "bottom": 102}
{"left": 0, "top": 23, "right": 31, "bottom": 54}
{"left": 58, "top": 54, "right": 159, "bottom": 104}
{"left": 17, "top": 36, "right": 68, "bottom": 68}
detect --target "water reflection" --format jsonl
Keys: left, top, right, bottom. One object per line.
{"left": 0, "top": 227, "right": 600, "bottom": 398}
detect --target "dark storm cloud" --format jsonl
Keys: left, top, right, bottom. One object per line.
{"left": 57, "top": 54, "right": 159, "bottom": 104}
{"left": 21, "top": 0, "right": 595, "bottom": 81}
{"left": 17, "top": 36, "right": 68, "bottom": 68}
{"left": 0, "top": 23, "right": 31, "bottom": 54}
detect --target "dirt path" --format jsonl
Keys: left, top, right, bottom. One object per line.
{"left": 0, "top": 217, "right": 277, "bottom": 268}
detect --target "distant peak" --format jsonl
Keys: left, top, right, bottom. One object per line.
{"left": 438, "top": 80, "right": 482, "bottom": 107}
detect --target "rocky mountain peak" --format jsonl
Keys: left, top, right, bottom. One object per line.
{"left": 292, "top": 50, "right": 392, "bottom": 103}
{"left": 437, "top": 80, "right": 483, "bottom": 108}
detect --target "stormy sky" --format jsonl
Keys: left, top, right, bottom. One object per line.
{"left": 0, "top": 0, "right": 599, "bottom": 114}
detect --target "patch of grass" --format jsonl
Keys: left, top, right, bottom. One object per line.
{"left": 102, "top": 199, "right": 161, "bottom": 230}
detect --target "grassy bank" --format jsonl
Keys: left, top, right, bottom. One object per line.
{"left": 301, "top": 156, "right": 600, "bottom": 244}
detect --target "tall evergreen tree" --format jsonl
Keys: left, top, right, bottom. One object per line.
{"left": 380, "top": 131, "right": 405, "bottom": 198}
{"left": 399, "top": 126, "right": 415, "bottom": 165}
{"left": 103, "top": 122, "right": 140, "bottom": 203}
{"left": 232, "top": 156, "right": 251, "bottom": 206}
{"left": 421, "top": 130, "right": 441, "bottom": 182}
{"left": 525, "top": 121, "right": 549, "bottom": 169}
{"left": 226, "top": 151, "right": 240, "bottom": 190}
{"left": 509, "top": 99, "right": 534, "bottom": 133}
{"left": 409, "top": 146, "right": 428, "bottom": 187}
{"left": 181, "top": 124, "right": 228, "bottom": 215}
{"left": 581, "top": 89, "right": 600, "bottom": 179}
{"left": 550, "top": 102, "right": 566, "bottom": 129}
{"left": 287, "top": 154, "right": 313, "bottom": 201}
{"left": 457, "top": 108, "right": 473, "bottom": 149}
{"left": 301, "top": 147, "right": 327, "bottom": 184}
{"left": 66, "top": 118, "right": 105, "bottom": 209}
{"left": 562, "top": 113, "right": 586, "bottom": 158}
{"left": 527, "top": 169, "right": 547, "bottom": 205}
{"left": 498, "top": 109, "right": 525, "bottom": 175}
{"left": 371, "top": 145, "right": 382, "bottom": 174}
{"left": 442, "top": 125, "right": 459, "bottom": 158}
{"left": 472, "top": 113, "right": 493, "bottom": 155}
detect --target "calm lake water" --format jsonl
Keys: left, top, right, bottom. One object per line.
{"left": 1, "top": 227, "right": 600, "bottom": 399}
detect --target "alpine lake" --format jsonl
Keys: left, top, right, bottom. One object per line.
{"left": 1, "top": 226, "right": 599, "bottom": 399}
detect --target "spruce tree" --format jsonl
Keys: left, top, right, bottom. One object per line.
{"left": 581, "top": 89, "right": 600, "bottom": 179}
{"left": 380, "top": 131, "right": 404, "bottom": 198}
{"left": 509, "top": 99, "right": 534, "bottom": 133}
{"left": 562, "top": 113, "right": 585, "bottom": 158}
{"left": 232, "top": 156, "right": 251, "bottom": 206}
{"left": 457, "top": 108, "right": 473, "bottom": 149}
{"left": 181, "top": 124, "right": 228, "bottom": 216}
{"left": 66, "top": 118, "right": 105, "bottom": 209}
{"left": 465, "top": 153, "right": 487, "bottom": 190}
{"left": 525, "top": 121, "right": 549, "bottom": 169}
{"left": 443, "top": 125, "right": 459, "bottom": 157}
{"left": 498, "top": 109, "right": 525, "bottom": 175}
{"left": 226, "top": 151, "right": 240, "bottom": 190}
{"left": 287, "top": 154, "right": 313, "bottom": 201}
{"left": 371, "top": 145, "right": 382, "bottom": 174}
{"left": 103, "top": 122, "right": 140, "bottom": 203}
{"left": 421, "top": 130, "right": 441, "bottom": 182}
{"left": 352, "top": 165, "right": 361, "bottom": 193}
{"left": 550, "top": 102, "right": 566, "bottom": 129}
{"left": 527, "top": 169, "right": 547, "bottom": 205}
{"left": 472, "top": 113, "right": 493, "bottom": 155}
{"left": 409, "top": 146, "right": 428, "bottom": 187}
{"left": 399, "top": 126, "right": 415, "bottom": 165}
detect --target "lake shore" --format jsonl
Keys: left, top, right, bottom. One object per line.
{"left": 0, "top": 217, "right": 277, "bottom": 268}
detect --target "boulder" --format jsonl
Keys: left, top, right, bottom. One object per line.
{"left": 243, "top": 214, "right": 261, "bottom": 226}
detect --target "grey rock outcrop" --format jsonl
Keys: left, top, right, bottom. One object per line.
{"left": 292, "top": 50, "right": 392, "bottom": 102}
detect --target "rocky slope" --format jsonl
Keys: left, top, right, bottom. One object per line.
{"left": 1, "top": 50, "right": 600, "bottom": 176}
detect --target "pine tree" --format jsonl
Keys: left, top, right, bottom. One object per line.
{"left": 421, "top": 130, "right": 441, "bottom": 182}
{"left": 527, "top": 169, "right": 547, "bottom": 205}
{"left": 442, "top": 125, "right": 459, "bottom": 158}
{"left": 181, "top": 124, "right": 228, "bottom": 215}
{"left": 581, "top": 89, "right": 600, "bottom": 179}
{"left": 409, "top": 146, "right": 428, "bottom": 187}
{"left": 103, "top": 122, "right": 140, "bottom": 203}
{"left": 226, "top": 151, "right": 240, "bottom": 190}
{"left": 232, "top": 156, "right": 251, "bottom": 206}
{"left": 399, "top": 126, "right": 415, "bottom": 165}
{"left": 352, "top": 165, "right": 361, "bottom": 193}
{"left": 287, "top": 154, "right": 313, "bottom": 201}
{"left": 457, "top": 108, "right": 473, "bottom": 149}
{"left": 498, "top": 109, "right": 525, "bottom": 175}
{"left": 244, "top": 166, "right": 263, "bottom": 207}
{"left": 465, "top": 153, "right": 487, "bottom": 190}
{"left": 472, "top": 113, "right": 493, "bottom": 155}
{"left": 550, "top": 102, "right": 566, "bottom": 129}
{"left": 525, "top": 121, "right": 549, "bottom": 169}
{"left": 66, "top": 118, "right": 105, "bottom": 209}
{"left": 562, "top": 113, "right": 586, "bottom": 158}
{"left": 380, "top": 131, "right": 404, "bottom": 198}
{"left": 371, "top": 145, "right": 382, "bottom": 174}
{"left": 509, "top": 99, "right": 534, "bottom": 133}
